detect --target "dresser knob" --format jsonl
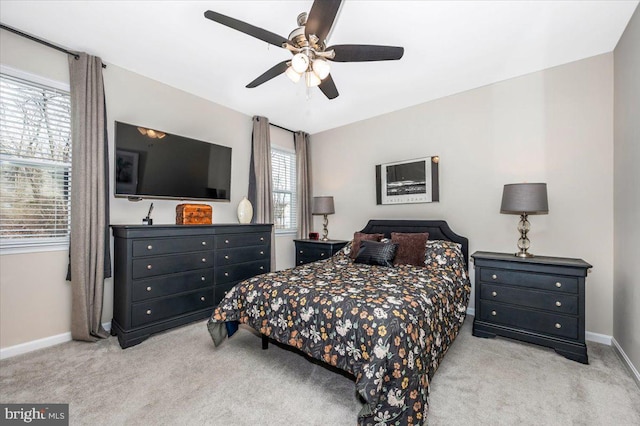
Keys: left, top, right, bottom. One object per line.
{"left": 555, "top": 323, "right": 562, "bottom": 329}
{"left": 492, "top": 274, "right": 497, "bottom": 280}
{"left": 491, "top": 310, "right": 497, "bottom": 316}
{"left": 320, "top": 253, "right": 325, "bottom": 257}
{"left": 225, "top": 239, "right": 229, "bottom": 244}
{"left": 201, "top": 276, "right": 205, "bottom": 281}
{"left": 299, "top": 250, "right": 304, "bottom": 254}
{"left": 491, "top": 291, "right": 497, "bottom": 297}
{"left": 260, "top": 251, "right": 264, "bottom": 255}
{"left": 224, "top": 272, "right": 229, "bottom": 277}
{"left": 260, "top": 237, "right": 264, "bottom": 241}
{"left": 146, "top": 286, "right": 152, "bottom": 292}
{"left": 259, "top": 266, "right": 264, "bottom": 270}
{"left": 201, "top": 241, "right": 207, "bottom": 246}
{"left": 202, "top": 258, "right": 206, "bottom": 263}
{"left": 224, "top": 255, "right": 229, "bottom": 260}
{"left": 147, "top": 264, "right": 152, "bottom": 270}
{"left": 555, "top": 301, "right": 562, "bottom": 307}
{"left": 146, "top": 310, "right": 152, "bottom": 315}
{"left": 147, "top": 245, "right": 153, "bottom": 250}
{"left": 201, "top": 296, "right": 205, "bottom": 301}
{"left": 299, "top": 261, "right": 303, "bottom": 264}
{"left": 555, "top": 282, "right": 562, "bottom": 288}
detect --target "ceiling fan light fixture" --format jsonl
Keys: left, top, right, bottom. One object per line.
{"left": 291, "top": 52, "right": 310, "bottom": 74}
{"left": 305, "top": 70, "right": 321, "bottom": 87}
{"left": 285, "top": 65, "right": 302, "bottom": 83}
{"left": 312, "top": 58, "right": 330, "bottom": 80}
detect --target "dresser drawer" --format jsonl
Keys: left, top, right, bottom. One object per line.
{"left": 215, "top": 232, "right": 270, "bottom": 249}
{"left": 479, "top": 300, "right": 578, "bottom": 340}
{"left": 132, "top": 236, "right": 214, "bottom": 257}
{"left": 480, "top": 283, "right": 578, "bottom": 315}
{"left": 214, "top": 281, "right": 238, "bottom": 306}
{"left": 132, "top": 269, "right": 214, "bottom": 302}
{"left": 216, "top": 246, "right": 269, "bottom": 266}
{"left": 131, "top": 288, "right": 213, "bottom": 327}
{"left": 132, "top": 252, "right": 213, "bottom": 279}
{"left": 216, "top": 260, "right": 269, "bottom": 284}
{"left": 297, "top": 246, "right": 331, "bottom": 261}
{"left": 480, "top": 268, "right": 578, "bottom": 293}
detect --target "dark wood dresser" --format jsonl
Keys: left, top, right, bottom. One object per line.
{"left": 471, "top": 251, "right": 591, "bottom": 364}
{"left": 111, "top": 224, "right": 272, "bottom": 348}
{"left": 294, "top": 239, "right": 348, "bottom": 265}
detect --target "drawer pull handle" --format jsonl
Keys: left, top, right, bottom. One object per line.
{"left": 299, "top": 250, "right": 304, "bottom": 254}
{"left": 146, "top": 286, "right": 152, "bottom": 292}
{"left": 224, "top": 291, "right": 228, "bottom": 295}
{"left": 224, "top": 272, "right": 229, "bottom": 277}
{"left": 259, "top": 266, "right": 264, "bottom": 270}
{"left": 201, "top": 296, "right": 206, "bottom": 302}
{"left": 555, "top": 323, "right": 562, "bottom": 329}
{"left": 491, "top": 291, "right": 497, "bottom": 297}
{"left": 492, "top": 274, "right": 497, "bottom": 280}
{"left": 260, "top": 237, "right": 264, "bottom": 241}
{"left": 225, "top": 239, "right": 229, "bottom": 244}
{"left": 299, "top": 261, "right": 304, "bottom": 264}
{"left": 201, "top": 276, "right": 205, "bottom": 281}
{"left": 260, "top": 251, "right": 264, "bottom": 255}
{"left": 202, "top": 241, "right": 207, "bottom": 246}
{"left": 147, "top": 245, "right": 153, "bottom": 250}
{"left": 202, "top": 258, "right": 207, "bottom": 263}
{"left": 147, "top": 264, "right": 152, "bottom": 270}
{"left": 491, "top": 310, "right": 497, "bottom": 316}
{"left": 146, "top": 310, "right": 152, "bottom": 315}
{"left": 555, "top": 301, "right": 562, "bottom": 307}
{"left": 224, "top": 255, "right": 229, "bottom": 260}
{"left": 555, "top": 282, "right": 562, "bottom": 288}
{"left": 320, "top": 253, "right": 325, "bottom": 257}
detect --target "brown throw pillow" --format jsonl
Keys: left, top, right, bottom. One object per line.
{"left": 349, "top": 232, "right": 384, "bottom": 259}
{"left": 391, "top": 232, "right": 429, "bottom": 266}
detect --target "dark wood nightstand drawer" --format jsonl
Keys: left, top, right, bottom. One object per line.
{"left": 479, "top": 301, "right": 578, "bottom": 340}
{"left": 479, "top": 283, "right": 578, "bottom": 315}
{"left": 131, "top": 288, "right": 213, "bottom": 327}
{"left": 297, "top": 246, "right": 331, "bottom": 260}
{"left": 132, "top": 236, "right": 214, "bottom": 257}
{"left": 132, "top": 252, "right": 213, "bottom": 279}
{"left": 132, "top": 269, "right": 213, "bottom": 302}
{"left": 294, "top": 239, "right": 348, "bottom": 266}
{"left": 480, "top": 268, "right": 578, "bottom": 293}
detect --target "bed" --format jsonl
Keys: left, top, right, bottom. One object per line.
{"left": 207, "top": 220, "right": 471, "bottom": 425}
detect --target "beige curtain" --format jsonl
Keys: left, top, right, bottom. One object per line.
{"left": 68, "top": 53, "right": 110, "bottom": 341}
{"left": 294, "top": 131, "right": 312, "bottom": 239}
{"left": 248, "top": 116, "right": 275, "bottom": 269}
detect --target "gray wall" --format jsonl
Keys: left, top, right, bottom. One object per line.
{"left": 613, "top": 5, "right": 640, "bottom": 377}
{"left": 311, "top": 54, "right": 615, "bottom": 337}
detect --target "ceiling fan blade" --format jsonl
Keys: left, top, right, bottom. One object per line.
{"left": 204, "top": 10, "right": 290, "bottom": 48}
{"left": 328, "top": 44, "right": 405, "bottom": 62}
{"left": 305, "top": 0, "right": 342, "bottom": 45}
{"left": 318, "top": 74, "right": 339, "bottom": 100}
{"left": 246, "top": 61, "right": 290, "bottom": 88}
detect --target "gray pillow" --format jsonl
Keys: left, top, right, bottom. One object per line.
{"left": 354, "top": 240, "right": 398, "bottom": 267}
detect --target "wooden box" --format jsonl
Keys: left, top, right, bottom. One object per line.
{"left": 176, "top": 204, "right": 212, "bottom": 225}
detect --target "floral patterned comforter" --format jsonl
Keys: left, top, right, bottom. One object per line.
{"left": 208, "top": 244, "right": 470, "bottom": 425}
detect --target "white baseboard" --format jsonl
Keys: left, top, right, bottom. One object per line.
{"left": 585, "top": 331, "right": 612, "bottom": 345}
{"left": 466, "top": 307, "right": 475, "bottom": 316}
{"left": 0, "top": 322, "right": 111, "bottom": 360}
{"left": 612, "top": 337, "right": 640, "bottom": 388}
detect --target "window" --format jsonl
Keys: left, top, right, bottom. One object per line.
{"left": 271, "top": 147, "right": 296, "bottom": 233}
{"left": 0, "top": 69, "right": 72, "bottom": 250}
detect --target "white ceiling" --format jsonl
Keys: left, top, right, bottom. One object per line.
{"left": 1, "top": 1, "right": 637, "bottom": 134}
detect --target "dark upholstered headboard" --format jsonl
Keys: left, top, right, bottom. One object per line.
{"left": 359, "top": 219, "right": 469, "bottom": 267}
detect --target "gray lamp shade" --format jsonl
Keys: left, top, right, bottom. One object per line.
{"left": 312, "top": 196, "right": 335, "bottom": 215}
{"left": 500, "top": 183, "right": 549, "bottom": 214}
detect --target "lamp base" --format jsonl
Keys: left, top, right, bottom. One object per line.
{"left": 320, "top": 214, "right": 329, "bottom": 241}
{"left": 515, "top": 251, "right": 535, "bottom": 258}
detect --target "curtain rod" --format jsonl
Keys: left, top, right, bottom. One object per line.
{"left": 0, "top": 23, "right": 107, "bottom": 69}
{"left": 269, "top": 122, "right": 296, "bottom": 134}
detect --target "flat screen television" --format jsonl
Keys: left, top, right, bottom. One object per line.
{"left": 114, "top": 121, "right": 232, "bottom": 201}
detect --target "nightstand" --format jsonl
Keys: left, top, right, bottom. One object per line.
{"left": 294, "top": 239, "right": 348, "bottom": 266}
{"left": 471, "top": 251, "right": 592, "bottom": 364}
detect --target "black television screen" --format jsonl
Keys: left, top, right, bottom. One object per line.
{"left": 114, "top": 121, "right": 231, "bottom": 201}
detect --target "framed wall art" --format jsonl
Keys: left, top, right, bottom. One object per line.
{"left": 376, "top": 156, "right": 439, "bottom": 205}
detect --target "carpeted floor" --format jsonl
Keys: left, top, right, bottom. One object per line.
{"left": 1, "top": 318, "right": 639, "bottom": 425}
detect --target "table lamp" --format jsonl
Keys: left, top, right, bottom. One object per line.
{"left": 312, "top": 196, "right": 335, "bottom": 241}
{"left": 500, "top": 183, "right": 548, "bottom": 258}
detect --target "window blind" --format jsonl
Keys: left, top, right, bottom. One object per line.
{"left": 0, "top": 72, "right": 72, "bottom": 247}
{"left": 271, "top": 147, "right": 297, "bottom": 232}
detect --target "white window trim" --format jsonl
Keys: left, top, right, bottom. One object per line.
{"left": 0, "top": 66, "right": 71, "bottom": 255}
{"left": 271, "top": 146, "right": 297, "bottom": 235}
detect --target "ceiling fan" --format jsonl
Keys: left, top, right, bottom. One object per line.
{"left": 204, "top": 0, "right": 404, "bottom": 100}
